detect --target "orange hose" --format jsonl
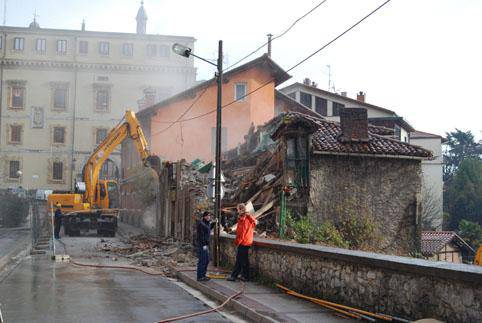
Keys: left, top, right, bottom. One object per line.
{"left": 156, "top": 282, "right": 244, "bottom": 323}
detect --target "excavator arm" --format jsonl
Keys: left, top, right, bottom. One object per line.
{"left": 82, "top": 110, "right": 159, "bottom": 207}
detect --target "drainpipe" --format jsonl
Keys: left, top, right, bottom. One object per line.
{"left": 70, "top": 36, "right": 78, "bottom": 191}
{"left": 0, "top": 33, "right": 6, "bottom": 158}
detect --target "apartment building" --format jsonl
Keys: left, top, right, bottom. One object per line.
{"left": 0, "top": 3, "right": 196, "bottom": 191}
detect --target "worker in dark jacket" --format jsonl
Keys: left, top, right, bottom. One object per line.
{"left": 196, "top": 211, "right": 212, "bottom": 281}
{"left": 54, "top": 203, "right": 62, "bottom": 239}
{"left": 227, "top": 203, "right": 256, "bottom": 282}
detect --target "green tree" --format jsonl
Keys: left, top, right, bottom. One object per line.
{"left": 444, "top": 158, "right": 482, "bottom": 229}
{"left": 458, "top": 220, "right": 482, "bottom": 249}
{"left": 443, "top": 129, "right": 481, "bottom": 181}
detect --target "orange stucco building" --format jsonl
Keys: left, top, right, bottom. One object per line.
{"left": 135, "top": 55, "right": 290, "bottom": 162}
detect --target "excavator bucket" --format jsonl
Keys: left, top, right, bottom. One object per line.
{"left": 146, "top": 155, "right": 161, "bottom": 176}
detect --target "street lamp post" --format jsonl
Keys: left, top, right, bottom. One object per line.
{"left": 173, "top": 41, "right": 223, "bottom": 267}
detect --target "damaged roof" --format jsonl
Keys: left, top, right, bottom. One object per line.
{"left": 271, "top": 112, "right": 433, "bottom": 158}
{"left": 421, "top": 231, "right": 475, "bottom": 256}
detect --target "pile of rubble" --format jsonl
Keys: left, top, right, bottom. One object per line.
{"left": 98, "top": 234, "right": 197, "bottom": 276}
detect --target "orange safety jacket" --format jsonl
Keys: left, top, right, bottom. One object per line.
{"left": 234, "top": 213, "right": 256, "bottom": 246}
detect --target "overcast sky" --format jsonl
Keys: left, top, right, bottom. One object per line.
{"left": 6, "top": 0, "right": 482, "bottom": 140}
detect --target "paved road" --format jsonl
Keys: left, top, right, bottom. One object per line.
{"left": 0, "top": 227, "right": 30, "bottom": 265}
{"left": 0, "top": 235, "right": 231, "bottom": 323}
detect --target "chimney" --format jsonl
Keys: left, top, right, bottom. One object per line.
{"left": 303, "top": 78, "right": 311, "bottom": 86}
{"left": 339, "top": 108, "right": 369, "bottom": 142}
{"left": 357, "top": 91, "right": 365, "bottom": 102}
{"left": 340, "top": 91, "right": 347, "bottom": 97}
{"left": 81, "top": 19, "right": 86, "bottom": 31}
{"left": 267, "top": 33, "right": 273, "bottom": 57}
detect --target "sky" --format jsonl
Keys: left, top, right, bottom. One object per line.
{"left": 5, "top": 0, "right": 482, "bottom": 140}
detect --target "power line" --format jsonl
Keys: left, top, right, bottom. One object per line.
{"left": 150, "top": 0, "right": 392, "bottom": 135}
{"left": 224, "top": 0, "right": 329, "bottom": 71}
{"left": 150, "top": 86, "right": 209, "bottom": 134}
{"left": 150, "top": 0, "right": 330, "bottom": 126}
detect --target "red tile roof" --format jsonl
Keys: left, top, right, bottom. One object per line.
{"left": 421, "top": 231, "right": 474, "bottom": 256}
{"left": 272, "top": 112, "right": 432, "bottom": 158}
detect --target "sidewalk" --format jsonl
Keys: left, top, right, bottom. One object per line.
{"left": 174, "top": 266, "right": 347, "bottom": 323}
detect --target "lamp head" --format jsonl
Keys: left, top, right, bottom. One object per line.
{"left": 172, "top": 43, "right": 191, "bottom": 58}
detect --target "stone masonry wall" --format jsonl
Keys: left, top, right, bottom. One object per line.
{"left": 220, "top": 235, "right": 482, "bottom": 323}
{"left": 309, "top": 155, "right": 422, "bottom": 254}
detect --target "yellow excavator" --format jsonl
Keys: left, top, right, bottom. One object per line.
{"left": 47, "top": 110, "right": 160, "bottom": 237}
{"left": 475, "top": 246, "right": 482, "bottom": 266}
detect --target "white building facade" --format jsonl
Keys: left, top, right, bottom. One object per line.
{"left": 0, "top": 4, "right": 196, "bottom": 191}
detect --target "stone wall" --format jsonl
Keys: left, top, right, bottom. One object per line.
{"left": 220, "top": 235, "right": 482, "bottom": 323}
{"left": 309, "top": 154, "right": 422, "bottom": 254}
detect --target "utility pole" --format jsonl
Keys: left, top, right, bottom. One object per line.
{"left": 267, "top": 33, "right": 273, "bottom": 57}
{"left": 213, "top": 40, "right": 223, "bottom": 267}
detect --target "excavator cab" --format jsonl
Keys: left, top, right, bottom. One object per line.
{"left": 96, "top": 180, "right": 119, "bottom": 209}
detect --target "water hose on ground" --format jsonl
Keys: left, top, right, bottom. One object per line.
{"left": 57, "top": 240, "right": 244, "bottom": 322}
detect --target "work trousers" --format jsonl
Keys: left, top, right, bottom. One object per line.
{"left": 231, "top": 245, "right": 250, "bottom": 279}
{"left": 54, "top": 217, "right": 62, "bottom": 239}
{"left": 197, "top": 247, "right": 209, "bottom": 279}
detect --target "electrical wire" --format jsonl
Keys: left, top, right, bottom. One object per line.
{"left": 150, "top": 0, "right": 392, "bottom": 133}
{"left": 148, "top": 0, "right": 330, "bottom": 130}
{"left": 224, "top": 0, "right": 329, "bottom": 71}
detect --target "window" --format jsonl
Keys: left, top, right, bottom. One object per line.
{"left": 78, "top": 40, "right": 88, "bottom": 54}
{"left": 300, "top": 92, "right": 312, "bottom": 108}
{"left": 99, "top": 41, "right": 109, "bottom": 55}
{"left": 235, "top": 83, "right": 247, "bottom": 101}
{"left": 53, "top": 87, "right": 67, "bottom": 110}
{"left": 95, "top": 128, "right": 108, "bottom": 145}
{"left": 35, "top": 38, "right": 46, "bottom": 52}
{"left": 394, "top": 125, "right": 401, "bottom": 141}
{"left": 211, "top": 127, "right": 228, "bottom": 154}
{"left": 9, "top": 125, "right": 22, "bottom": 143}
{"left": 95, "top": 88, "right": 110, "bottom": 112}
{"left": 9, "top": 161, "right": 20, "bottom": 179}
{"left": 53, "top": 127, "right": 65, "bottom": 144}
{"left": 146, "top": 44, "right": 157, "bottom": 57}
{"left": 52, "top": 161, "right": 63, "bottom": 181}
{"left": 159, "top": 45, "right": 170, "bottom": 57}
{"left": 332, "top": 102, "right": 344, "bottom": 116}
{"left": 9, "top": 85, "right": 25, "bottom": 109}
{"left": 286, "top": 136, "right": 309, "bottom": 188}
{"left": 0, "top": 35, "right": 3, "bottom": 49}
{"left": 122, "top": 43, "right": 133, "bottom": 57}
{"left": 13, "top": 37, "right": 24, "bottom": 51}
{"left": 315, "top": 97, "right": 327, "bottom": 116}
{"left": 57, "top": 40, "right": 67, "bottom": 54}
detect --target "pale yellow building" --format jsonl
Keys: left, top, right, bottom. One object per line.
{"left": 0, "top": 3, "right": 196, "bottom": 191}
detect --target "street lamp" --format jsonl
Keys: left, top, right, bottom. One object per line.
{"left": 172, "top": 41, "right": 223, "bottom": 267}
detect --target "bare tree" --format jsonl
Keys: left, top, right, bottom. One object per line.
{"left": 421, "top": 185, "right": 442, "bottom": 231}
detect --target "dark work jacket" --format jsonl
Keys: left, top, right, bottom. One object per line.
{"left": 54, "top": 209, "right": 62, "bottom": 219}
{"left": 197, "top": 219, "right": 211, "bottom": 247}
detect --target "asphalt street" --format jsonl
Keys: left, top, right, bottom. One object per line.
{"left": 0, "top": 234, "right": 231, "bottom": 323}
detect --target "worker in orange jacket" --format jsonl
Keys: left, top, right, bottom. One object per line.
{"left": 227, "top": 203, "right": 256, "bottom": 281}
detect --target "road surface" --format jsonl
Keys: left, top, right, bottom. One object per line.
{"left": 0, "top": 227, "right": 30, "bottom": 271}
{"left": 0, "top": 233, "right": 232, "bottom": 322}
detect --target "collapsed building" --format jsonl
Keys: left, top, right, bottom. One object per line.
{"left": 221, "top": 109, "right": 432, "bottom": 254}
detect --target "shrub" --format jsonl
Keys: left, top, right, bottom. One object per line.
{"left": 337, "top": 214, "right": 377, "bottom": 249}
{"left": 314, "top": 221, "right": 350, "bottom": 249}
